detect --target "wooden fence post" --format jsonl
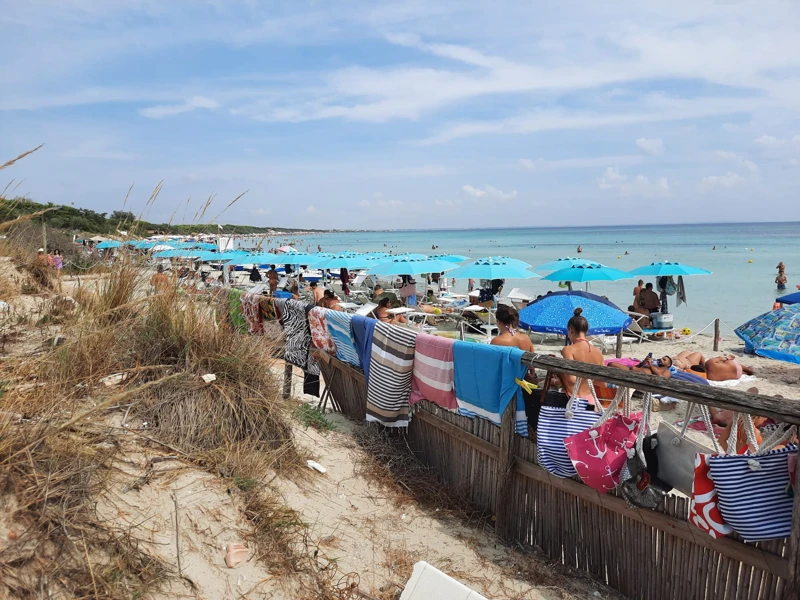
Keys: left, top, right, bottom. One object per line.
{"left": 282, "top": 362, "right": 293, "bottom": 399}
{"left": 615, "top": 331, "right": 623, "bottom": 359}
{"left": 494, "top": 400, "right": 517, "bottom": 542}
{"left": 714, "top": 318, "right": 720, "bottom": 351}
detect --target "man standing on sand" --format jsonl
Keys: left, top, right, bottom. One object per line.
{"left": 632, "top": 279, "right": 645, "bottom": 311}
{"left": 640, "top": 282, "right": 661, "bottom": 313}
{"left": 266, "top": 265, "right": 279, "bottom": 293}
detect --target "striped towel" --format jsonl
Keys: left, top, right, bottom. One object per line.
{"left": 452, "top": 342, "right": 529, "bottom": 436}
{"left": 325, "top": 310, "right": 361, "bottom": 368}
{"left": 409, "top": 333, "right": 456, "bottom": 409}
{"left": 351, "top": 315, "right": 376, "bottom": 379}
{"left": 366, "top": 322, "right": 417, "bottom": 427}
{"left": 308, "top": 307, "right": 336, "bottom": 355}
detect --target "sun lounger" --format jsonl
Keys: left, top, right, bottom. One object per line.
{"left": 591, "top": 334, "right": 634, "bottom": 355}
{"left": 354, "top": 302, "right": 378, "bottom": 317}
{"left": 625, "top": 311, "right": 675, "bottom": 342}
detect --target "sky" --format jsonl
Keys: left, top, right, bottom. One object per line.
{"left": 2, "top": 0, "right": 800, "bottom": 230}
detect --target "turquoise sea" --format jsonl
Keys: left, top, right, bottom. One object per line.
{"left": 280, "top": 222, "right": 800, "bottom": 332}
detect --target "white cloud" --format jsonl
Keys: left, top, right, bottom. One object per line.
{"left": 358, "top": 200, "right": 371, "bottom": 208}
{"left": 519, "top": 155, "right": 641, "bottom": 171}
{"left": 754, "top": 135, "right": 784, "bottom": 148}
{"left": 714, "top": 150, "right": 759, "bottom": 172}
{"left": 434, "top": 199, "right": 461, "bottom": 207}
{"left": 306, "top": 205, "right": 317, "bottom": 213}
{"left": 462, "top": 184, "right": 517, "bottom": 200}
{"left": 597, "top": 167, "right": 670, "bottom": 197}
{"left": 698, "top": 171, "right": 747, "bottom": 192}
{"left": 60, "top": 138, "right": 138, "bottom": 161}
{"left": 140, "top": 96, "right": 219, "bottom": 119}
{"left": 635, "top": 137, "right": 664, "bottom": 156}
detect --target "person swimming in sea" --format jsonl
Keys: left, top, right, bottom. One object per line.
{"left": 776, "top": 270, "right": 787, "bottom": 290}
{"left": 577, "top": 245, "right": 583, "bottom": 253}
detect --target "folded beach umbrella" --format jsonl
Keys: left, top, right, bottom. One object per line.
{"left": 445, "top": 257, "right": 540, "bottom": 280}
{"left": 96, "top": 240, "right": 122, "bottom": 249}
{"left": 534, "top": 257, "right": 601, "bottom": 271}
{"left": 428, "top": 254, "right": 469, "bottom": 263}
{"left": 367, "top": 256, "right": 457, "bottom": 276}
{"left": 519, "top": 291, "right": 632, "bottom": 335}
{"left": 776, "top": 291, "right": 800, "bottom": 306}
{"left": 735, "top": 304, "right": 800, "bottom": 364}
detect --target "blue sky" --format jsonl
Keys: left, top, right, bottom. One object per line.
{"left": 2, "top": 0, "right": 800, "bottom": 229}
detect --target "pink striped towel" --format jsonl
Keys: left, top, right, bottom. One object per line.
{"left": 410, "top": 333, "right": 457, "bottom": 409}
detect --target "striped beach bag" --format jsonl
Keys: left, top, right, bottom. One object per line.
{"left": 708, "top": 416, "right": 798, "bottom": 542}
{"left": 537, "top": 378, "right": 601, "bottom": 478}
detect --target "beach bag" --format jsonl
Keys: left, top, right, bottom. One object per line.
{"left": 536, "top": 378, "right": 600, "bottom": 478}
{"left": 655, "top": 403, "right": 718, "bottom": 496}
{"left": 619, "top": 392, "right": 670, "bottom": 509}
{"left": 708, "top": 416, "right": 798, "bottom": 542}
{"left": 564, "top": 387, "right": 642, "bottom": 493}
{"left": 686, "top": 404, "right": 731, "bottom": 539}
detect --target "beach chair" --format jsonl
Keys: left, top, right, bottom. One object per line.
{"left": 506, "top": 288, "right": 532, "bottom": 310}
{"left": 625, "top": 310, "right": 674, "bottom": 342}
{"left": 350, "top": 273, "right": 367, "bottom": 290}
{"left": 355, "top": 302, "right": 378, "bottom": 318}
{"left": 591, "top": 334, "right": 633, "bottom": 355}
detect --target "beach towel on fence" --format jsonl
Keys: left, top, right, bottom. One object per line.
{"left": 409, "top": 333, "right": 457, "bottom": 410}
{"left": 241, "top": 292, "right": 263, "bottom": 335}
{"left": 690, "top": 454, "right": 734, "bottom": 540}
{"left": 303, "top": 304, "right": 320, "bottom": 375}
{"left": 366, "top": 322, "right": 417, "bottom": 427}
{"left": 452, "top": 342, "right": 528, "bottom": 436}
{"left": 308, "top": 307, "right": 337, "bottom": 355}
{"left": 325, "top": 311, "right": 361, "bottom": 368}
{"left": 259, "top": 296, "right": 282, "bottom": 338}
{"left": 228, "top": 289, "right": 247, "bottom": 333}
{"left": 351, "top": 315, "right": 377, "bottom": 380}
{"left": 275, "top": 298, "right": 317, "bottom": 374}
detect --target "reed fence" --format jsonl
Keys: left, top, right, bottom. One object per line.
{"left": 301, "top": 352, "right": 800, "bottom": 599}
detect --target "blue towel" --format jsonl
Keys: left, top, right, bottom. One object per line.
{"left": 351, "top": 315, "right": 377, "bottom": 382}
{"left": 671, "top": 370, "right": 710, "bottom": 385}
{"left": 325, "top": 311, "right": 361, "bottom": 368}
{"left": 452, "top": 342, "right": 529, "bottom": 436}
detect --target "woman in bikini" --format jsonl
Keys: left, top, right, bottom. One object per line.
{"left": 492, "top": 304, "right": 537, "bottom": 386}
{"left": 560, "top": 308, "right": 605, "bottom": 406}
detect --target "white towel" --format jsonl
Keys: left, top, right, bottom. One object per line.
{"left": 708, "top": 374, "right": 758, "bottom": 388}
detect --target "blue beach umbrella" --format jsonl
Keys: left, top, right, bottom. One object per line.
{"left": 445, "top": 257, "right": 540, "bottom": 280}
{"left": 153, "top": 249, "right": 203, "bottom": 258}
{"left": 429, "top": 254, "right": 469, "bottom": 263}
{"left": 629, "top": 261, "right": 711, "bottom": 277}
{"left": 776, "top": 292, "right": 800, "bottom": 306}
{"left": 233, "top": 252, "right": 286, "bottom": 265}
{"left": 275, "top": 253, "right": 319, "bottom": 265}
{"left": 314, "top": 253, "right": 376, "bottom": 270}
{"left": 519, "top": 291, "right": 633, "bottom": 335}
{"left": 735, "top": 305, "right": 800, "bottom": 364}
{"left": 367, "top": 257, "right": 457, "bottom": 276}
{"left": 629, "top": 261, "right": 711, "bottom": 312}
{"left": 493, "top": 256, "right": 532, "bottom": 268}
{"left": 96, "top": 240, "right": 122, "bottom": 249}
{"left": 535, "top": 257, "right": 600, "bottom": 271}
{"left": 391, "top": 253, "right": 428, "bottom": 261}
{"left": 543, "top": 263, "right": 632, "bottom": 291}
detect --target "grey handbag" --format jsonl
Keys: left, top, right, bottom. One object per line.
{"left": 655, "top": 403, "right": 719, "bottom": 496}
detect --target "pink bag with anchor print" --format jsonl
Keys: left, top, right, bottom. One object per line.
{"left": 564, "top": 386, "right": 643, "bottom": 493}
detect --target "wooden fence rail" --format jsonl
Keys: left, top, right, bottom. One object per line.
{"left": 305, "top": 353, "right": 800, "bottom": 599}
